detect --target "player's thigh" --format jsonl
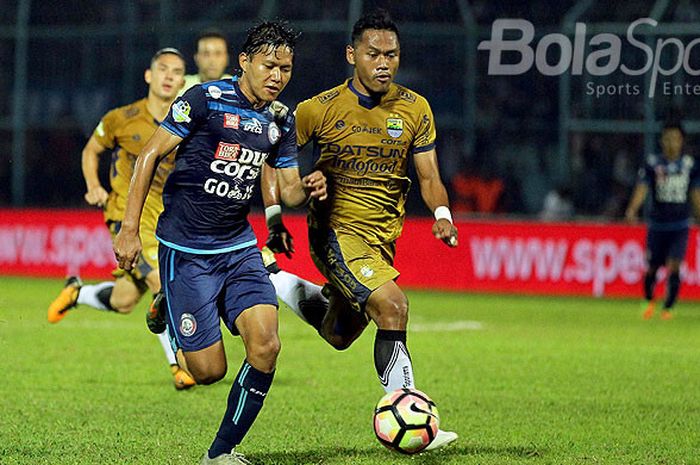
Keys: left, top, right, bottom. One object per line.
{"left": 365, "top": 279, "right": 409, "bottom": 330}
{"left": 159, "top": 244, "right": 226, "bottom": 354}
{"left": 110, "top": 276, "right": 144, "bottom": 313}
{"left": 646, "top": 229, "right": 671, "bottom": 268}
{"left": 309, "top": 227, "right": 399, "bottom": 313}
{"left": 182, "top": 340, "right": 227, "bottom": 385}
{"left": 666, "top": 228, "right": 689, "bottom": 269}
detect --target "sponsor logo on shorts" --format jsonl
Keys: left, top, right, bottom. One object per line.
{"left": 360, "top": 265, "right": 375, "bottom": 278}
{"left": 214, "top": 142, "right": 241, "bottom": 161}
{"left": 180, "top": 313, "right": 197, "bottom": 337}
{"left": 335, "top": 120, "right": 346, "bottom": 130}
{"left": 224, "top": 113, "right": 240, "bottom": 129}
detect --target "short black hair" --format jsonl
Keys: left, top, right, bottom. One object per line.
{"left": 351, "top": 8, "right": 400, "bottom": 46}
{"left": 150, "top": 47, "right": 186, "bottom": 66}
{"left": 241, "top": 20, "right": 300, "bottom": 57}
{"left": 663, "top": 116, "right": 686, "bottom": 137}
{"left": 196, "top": 29, "right": 228, "bottom": 48}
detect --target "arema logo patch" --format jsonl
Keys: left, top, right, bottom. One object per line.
{"left": 180, "top": 313, "right": 197, "bottom": 337}
{"left": 172, "top": 100, "right": 191, "bottom": 123}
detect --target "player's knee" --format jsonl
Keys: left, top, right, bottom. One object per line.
{"left": 110, "top": 298, "right": 136, "bottom": 314}
{"left": 246, "top": 334, "right": 281, "bottom": 371}
{"left": 374, "top": 295, "right": 408, "bottom": 329}
{"left": 192, "top": 368, "right": 226, "bottom": 386}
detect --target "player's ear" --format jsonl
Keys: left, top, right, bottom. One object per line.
{"left": 346, "top": 45, "right": 355, "bottom": 66}
{"left": 238, "top": 52, "right": 249, "bottom": 73}
{"left": 144, "top": 68, "right": 152, "bottom": 85}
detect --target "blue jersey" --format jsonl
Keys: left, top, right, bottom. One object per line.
{"left": 157, "top": 77, "right": 298, "bottom": 253}
{"left": 638, "top": 153, "right": 700, "bottom": 230}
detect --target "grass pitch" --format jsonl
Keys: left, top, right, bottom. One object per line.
{"left": 1, "top": 276, "right": 699, "bottom": 465}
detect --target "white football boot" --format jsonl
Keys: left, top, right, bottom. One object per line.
{"left": 425, "top": 429, "right": 458, "bottom": 451}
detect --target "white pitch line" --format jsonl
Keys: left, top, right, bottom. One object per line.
{"left": 410, "top": 320, "right": 484, "bottom": 332}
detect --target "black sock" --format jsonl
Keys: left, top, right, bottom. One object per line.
{"left": 208, "top": 361, "right": 274, "bottom": 459}
{"left": 96, "top": 286, "right": 116, "bottom": 312}
{"left": 664, "top": 272, "right": 681, "bottom": 309}
{"left": 374, "top": 329, "right": 414, "bottom": 392}
{"left": 644, "top": 269, "right": 657, "bottom": 301}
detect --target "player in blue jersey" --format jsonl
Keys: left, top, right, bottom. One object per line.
{"left": 625, "top": 118, "right": 700, "bottom": 320}
{"left": 113, "top": 21, "right": 327, "bottom": 465}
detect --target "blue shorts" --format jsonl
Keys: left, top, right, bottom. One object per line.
{"left": 646, "top": 227, "right": 689, "bottom": 268}
{"left": 159, "top": 244, "right": 278, "bottom": 352}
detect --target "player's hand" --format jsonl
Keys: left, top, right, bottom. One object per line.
{"left": 433, "top": 219, "right": 458, "bottom": 247}
{"left": 269, "top": 100, "right": 289, "bottom": 122}
{"left": 113, "top": 229, "right": 142, "bottom": 271}
{"left": 266, "top": 222, "right": 295, "bottom": 258}
{"left": 85, "top": 186, "right": 109, "bottom": 207}
{"left": 303, "top": 170, "right": 327, "bottom": 201}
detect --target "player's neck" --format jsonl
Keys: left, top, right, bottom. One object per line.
{"left": 350, "top": 75, "right": 386, "bottom": 100}
{"left": 146, "top": 93, "right": 173, "bottom": 122}
{"left": 664, "top": 150, "right": 681, "bottom": 161}
{"left": 237, "top": 78, "right": 266, "bottom": 109}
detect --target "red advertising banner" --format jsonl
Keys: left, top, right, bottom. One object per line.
{"left": 2, "top": 209, "right": 699, "bottom": 300}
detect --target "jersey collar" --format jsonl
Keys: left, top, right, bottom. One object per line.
{"left": 347, "top": 79, "right": 383, "bottom": 110}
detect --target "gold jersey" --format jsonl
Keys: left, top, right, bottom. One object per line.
{"left": 296, "top": 80, "right": 436, "bottom": 244}
{"left": 92, "top": 98, "right": 175, "bottom": 224}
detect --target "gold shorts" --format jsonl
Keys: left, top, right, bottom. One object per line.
{"left": 309, "top": 227, "right": 399, "bottom": 311}
{"left": 108, "top": 212, "right": 159, "bottom": 292}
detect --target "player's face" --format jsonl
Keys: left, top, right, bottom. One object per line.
{"left": 195, "top": 37, "right": 229, "bottom": 81}
{"left": 347, "top": 29, "right": 400, "bottom": 95}
{"left": 145, "top": 54, "right": 186, "bottom": 100}
{"left": 238, "top": 46, "right": 293, "bottom": 106}
{"left": 661, "top": 128, "right": 684, "bottom": 159}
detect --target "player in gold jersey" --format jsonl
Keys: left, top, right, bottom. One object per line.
{"left": 180, "top": 29, "right": 233, "bottom": 95}
{"left": 47, "top": 48, "right": 195, "bottom": 390}
{"left": 265, "top": 9, "right": 458, "bottom": 450}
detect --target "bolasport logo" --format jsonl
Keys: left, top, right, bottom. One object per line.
{"left": 478, "top": 18, "right": 700, "bottom": 98}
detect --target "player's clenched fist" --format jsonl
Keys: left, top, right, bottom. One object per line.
{"left": 433, "top": 219, "right": 458, "bottom": 247}
{"left": 84, "top": 185, "right": 109, "bottom": 207}
{"left": 113, "top": 229, "right": 142, "bottom": 271}
{"left": 303, "top": 170, "right": 327, "bottom": 201}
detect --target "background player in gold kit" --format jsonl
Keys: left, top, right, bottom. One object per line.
{"left": 180, "top": 29, "right": 233, "bottom": 95}
{"left": 47, "top": 48, "right": 195, "bottom": 390}
{"left": 265, "top": 9, "right": 458, "bottom": 451}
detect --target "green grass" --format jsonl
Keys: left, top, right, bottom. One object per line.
{"left": 2, "top": 276, "right": 700, "bottom": 465}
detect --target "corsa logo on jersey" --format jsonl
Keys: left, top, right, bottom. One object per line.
{"left": 215, "top": 142, "right": 240, "bottom": 161}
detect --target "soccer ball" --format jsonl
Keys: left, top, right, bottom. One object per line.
{"left": 373, "top": 388, "right": 440, "bottom": 454}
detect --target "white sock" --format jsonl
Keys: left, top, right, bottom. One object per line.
{"left": 380, "top": 341, "right": 415, "bottom": 393}
{"left": 76, "top": 282, "right": 115, "bottom": 310}
{"left": 269, "top": 270, "right": 325, "bottom": 323}
{"left": 157, "top": 331, "right": 177, "bottom": 365}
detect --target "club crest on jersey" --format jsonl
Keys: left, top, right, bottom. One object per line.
{"left": 386, "top": 118, "right": 403, "bottom": 138}
{"left": 215, "top": 142, "right": 241, "bottom": 161}
{"left": 172, "top": 100, "right": 192, "bottom": 123}
{"left": 243, "top": 118, "right": 263, "bottom": 134}
{"left": 268, "top": 122, "right": 281, "bottom": 144}
{"left": 224, "top": 113, "right": 240, "bottom": 129}
{"left": 180, "top": 313, "right": 197, "bottom": 337}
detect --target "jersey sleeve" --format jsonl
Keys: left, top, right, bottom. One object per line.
{"left": 294, "top": 98, "right": 321, "bottom": 149}
{"left": 161, "top": 85, "right": 208, "bottom": 139}
{"left": 92, "top": 109, "right": 119, "bottom": 150}
{"left": 412, "top": 97, "right": 436, "bottom": 154}
{"left": 268, "top": 113, "right": 299, "bottom": 169}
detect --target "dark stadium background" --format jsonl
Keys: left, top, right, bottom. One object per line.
{"left": 2, "top": 0, "right": 699, "bottom": 218}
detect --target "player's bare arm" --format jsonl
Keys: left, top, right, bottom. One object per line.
{"left": 625, "top": 183, "right": 649, "bottom": 224}
{"left": 414, "top": 148, "right": 458, "bottom": 247}
{"left": 276, "top": 167, "right": 327, "bottom": 208}
{"left": 81, "top": 135, "right": 110, "bottom": 207}
{"left": 261, "top": 164, "right": 295, "bottom": 257}
{"left": 114, "top": 126, "right": 181, "bottom": 271}
{"left": 690, "top": 187, "right": 700, "bottom": 221}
